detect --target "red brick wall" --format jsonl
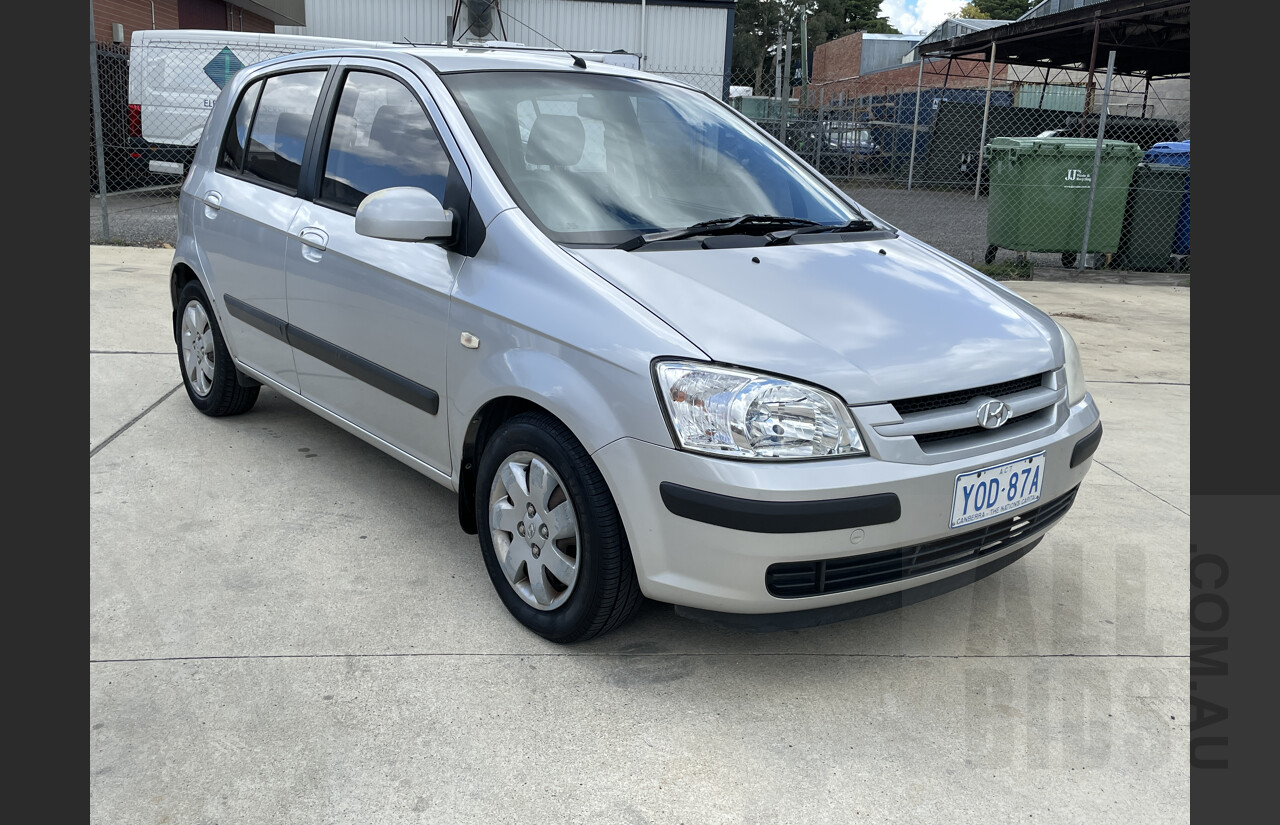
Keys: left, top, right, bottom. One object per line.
{"left": 237, "top": 7, "right": 274, "bottom": 31}
{"left": 812, "top": 32, "right": 863, "bottom": 88}
{"left": 92, "top": 0, "right": 180, "bottom": 43}
{"left": 812, "top": 31, "right": 1011, "bottom": 106}
{"left": 92, "top": 1, "right": 272, "bottom": 44}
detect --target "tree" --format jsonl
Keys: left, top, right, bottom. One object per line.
{"left": 958, "top": 3, "right": 991, "bottom": 19}
{"left": 972, "top": 0, "right": 1032, "bottom": 21}
{"left": 730, "top": 0, "right": 900, "bottom": 85}
{"left": 841, "top": 0, "right": 899, "bottom": 34}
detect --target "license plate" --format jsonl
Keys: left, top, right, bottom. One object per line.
{"left": 950, "top": 452, "right": 1046, "bottom": 528}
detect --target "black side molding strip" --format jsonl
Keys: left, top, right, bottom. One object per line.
{"left": 223, "top": 293, "right": 439, "bottom": 416}
{"left": 224, "top": 294, "right": 288, "bottom": 342}
{"left": 1070, "top": 422, "right": 1103, "bottom": 468}
{"left": 286, "top": 325, "right": 439, "bottom": 416}
{"left": 659, "top": 482, "right": 900, "bottom": 534}
{"left": 674, "top": 538, "right": 1041, "bottom": 632}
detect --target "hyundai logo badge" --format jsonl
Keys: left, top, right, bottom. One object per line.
{"left": 976, "top": 399, "right": 1012, "bottom": 429}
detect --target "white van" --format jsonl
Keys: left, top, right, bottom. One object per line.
{"left": 127, "top": 29, "right": 394, "bottom": 178}
{"left": 126, "top": 29, "right": 641, "bottom": 179}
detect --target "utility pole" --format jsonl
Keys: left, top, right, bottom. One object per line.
{"left": 799, "top": 10, "right": 809, "bottom": 107}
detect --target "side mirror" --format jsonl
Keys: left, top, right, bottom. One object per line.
{"left": 355, "top": 187, "right": 454, "bottom": 242}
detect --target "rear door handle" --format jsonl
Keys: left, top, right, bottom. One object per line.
{"left": 200, "top": 190, "right": 222, "bottom": 218}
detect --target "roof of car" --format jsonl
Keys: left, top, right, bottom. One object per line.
{"left": 412, "top": 45, "right": 637, "bottom": 74}
{"left": 269, "top": 43, "right": 660, "bottom": 80}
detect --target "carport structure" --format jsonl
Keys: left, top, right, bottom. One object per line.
{"left": 916, "top": 0, "right": 1191, "bottom": 126}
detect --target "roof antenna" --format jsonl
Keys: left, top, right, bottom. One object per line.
{"left": 480, "top": 1, "right": 590, "bottom": 68}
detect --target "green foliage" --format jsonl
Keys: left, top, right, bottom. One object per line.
{"left": 972, "top": 0, "right": 1032, "bottom": 21}
{"left": 974, "top": 258, "right": 1034, "bottom": 281}
{"left": 958, "top": 3, "right": 991, "bottom": 19}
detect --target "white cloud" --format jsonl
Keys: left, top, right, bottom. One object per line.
{"left": 881, "top": 0, "right": 968, "bottom": 37}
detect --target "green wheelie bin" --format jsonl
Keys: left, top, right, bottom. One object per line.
{"left": 983, "top": 137, "right": 1143, "bottom": 267}
{"left": 1112, "top": 160, "right": 1191, "bottom": 272}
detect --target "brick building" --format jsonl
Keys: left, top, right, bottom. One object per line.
{"left": 90, "top": 0, "right": 304, "bottom": 44}
{"left": 811, "top": 28, "right": 1013, "bottom": 107}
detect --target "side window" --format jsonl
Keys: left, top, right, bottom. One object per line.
{"left": 319, "top": 71, "right": 452, "bottom": 212}
{"left": 218, "top": 79, "right": 263, "bottom": 173}
{"left": 241, "top": 70, "right": 326, "bottom": 192}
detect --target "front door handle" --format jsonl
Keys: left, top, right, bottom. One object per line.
{"left": 298, "top": 227, "right": 328, "bottom": 251}
{"left": 297, "top": 227, "right": 328, "bottom": 262}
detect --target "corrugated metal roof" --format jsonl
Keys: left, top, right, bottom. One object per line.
{"left": 1019, "top": 0, "right": 1108, "bottom": 21}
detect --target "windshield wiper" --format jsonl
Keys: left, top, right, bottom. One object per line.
{"left": 765, "top": 219, "right": 879, "bottom": 244}
{"left": 617, "top": 214, "right": 822, "bottom": 251}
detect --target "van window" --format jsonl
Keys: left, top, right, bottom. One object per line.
{"left": 218, "top": 79, "right": 263, "bottom": 173}
{"left": 241, "top": 71, "right": 326, "bottom": 192}
{"left": 319, "top": 71, "right": 452, "bottom": 212}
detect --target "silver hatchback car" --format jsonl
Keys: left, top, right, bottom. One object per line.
{"left": 172, "top": 45, "right": 1102, "bottom": 642}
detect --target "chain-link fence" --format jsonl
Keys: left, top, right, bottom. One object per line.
{"left": 91, "top": 38, "right": 1190, "bottom": 275}
{"left": 725, "top": 58, "right": 1191, "bottom": 275}
{"left": 89, "top": 34, "right": 341, "bottom": 245}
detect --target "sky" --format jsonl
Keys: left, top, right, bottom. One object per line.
{"left": 880, "top": 0, "right": 970, "bottom": 36}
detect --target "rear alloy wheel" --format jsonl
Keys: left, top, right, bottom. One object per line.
{"left": 476, "top": 412, "right": 643, "bottom": 642}
{"left": 175, "top": 280, "right": 259, "bottom": 416}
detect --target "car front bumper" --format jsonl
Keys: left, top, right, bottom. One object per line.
{"left": 592, "top": 398, "right": 1101, "bottom": 622}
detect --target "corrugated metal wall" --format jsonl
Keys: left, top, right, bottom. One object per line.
{"left": 276, "top": 0, "right": 728, "bottom": 90}
{"left": 859, "top": 37, "right": 919, "bottom": 74}
{"left": 1014, "top": 83, "right": 1086, "bottom": 113}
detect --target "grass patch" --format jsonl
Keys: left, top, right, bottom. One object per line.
{"left": 973, "top": 259, "right": 1034, "bottom": 281}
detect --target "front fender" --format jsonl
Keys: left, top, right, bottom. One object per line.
{"left": 447, "top": 344, "right": 670, "bottom": 472}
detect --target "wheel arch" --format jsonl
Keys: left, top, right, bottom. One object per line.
{"left": 456, "top": 395, "right": 556, "bottom": 535}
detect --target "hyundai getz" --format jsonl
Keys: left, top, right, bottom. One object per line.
{"left": 171, "top": 45, "right": 1102, "bottom": 642}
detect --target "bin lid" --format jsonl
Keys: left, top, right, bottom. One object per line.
{"left": 985, "top": 136, "right": 1143, "bottom": 158}
{"left": 1143, "top": 140, "right": 1190, "bottom": 166}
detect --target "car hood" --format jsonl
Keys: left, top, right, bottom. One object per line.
{"left": 568, "top": 235, "right": 1059, "bottom": 404}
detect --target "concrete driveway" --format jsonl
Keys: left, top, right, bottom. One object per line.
{"left": 90, "top": 245, "right": 1190, "bottom": 824}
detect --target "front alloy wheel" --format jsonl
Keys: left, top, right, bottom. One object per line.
{"left": 488, "top": 451, "right": 581, "bottom": 611}
{"left": 475, "top": 411, "right": 643, "bottom": 642}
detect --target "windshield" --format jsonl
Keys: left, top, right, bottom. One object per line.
{"left": 440, "top": 70, "right": 864, "bottom": 245}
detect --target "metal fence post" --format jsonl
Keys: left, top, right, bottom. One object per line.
{"left": 1078, "top": 50, "right": 1117, "bottom": 270}
{"left": 89, "top": 3, "right": 111, "bottom": 240}
{"left": 908, "top": 59, "right": 923, "bottom": 191}
{"left": 815, "top": 86, "right": 824, "bottom": 172}
{"left": 974, "top": 41, "right": 997, "bottom": 200}
{"left": 781, "top": 29, "right": 793, "bottom": 146}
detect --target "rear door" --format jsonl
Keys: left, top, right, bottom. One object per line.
{"left": 192, "top": 62, "right": 331, "bottom": 390}
{"left": 283, "top": 59, "right": 466, "bottom": 474}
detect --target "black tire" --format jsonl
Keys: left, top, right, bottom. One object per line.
{"left": 174, "top": 280, "right": 259, "bottom": 416}
{"left": 475, "top": 411, "right": 643, "bottom": 642}
{"left": 1061, "top": 252, "right": 1077, "bottom": 269}
{"left": 984, "top": 244, "right": 998, "bottom": 264}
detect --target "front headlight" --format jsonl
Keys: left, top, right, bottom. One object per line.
{"left": 653, "top": 361, "right": 865, "bottom": 460}
{"left": 1057, "top": 322, "right": 1088, "bottom": 406}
